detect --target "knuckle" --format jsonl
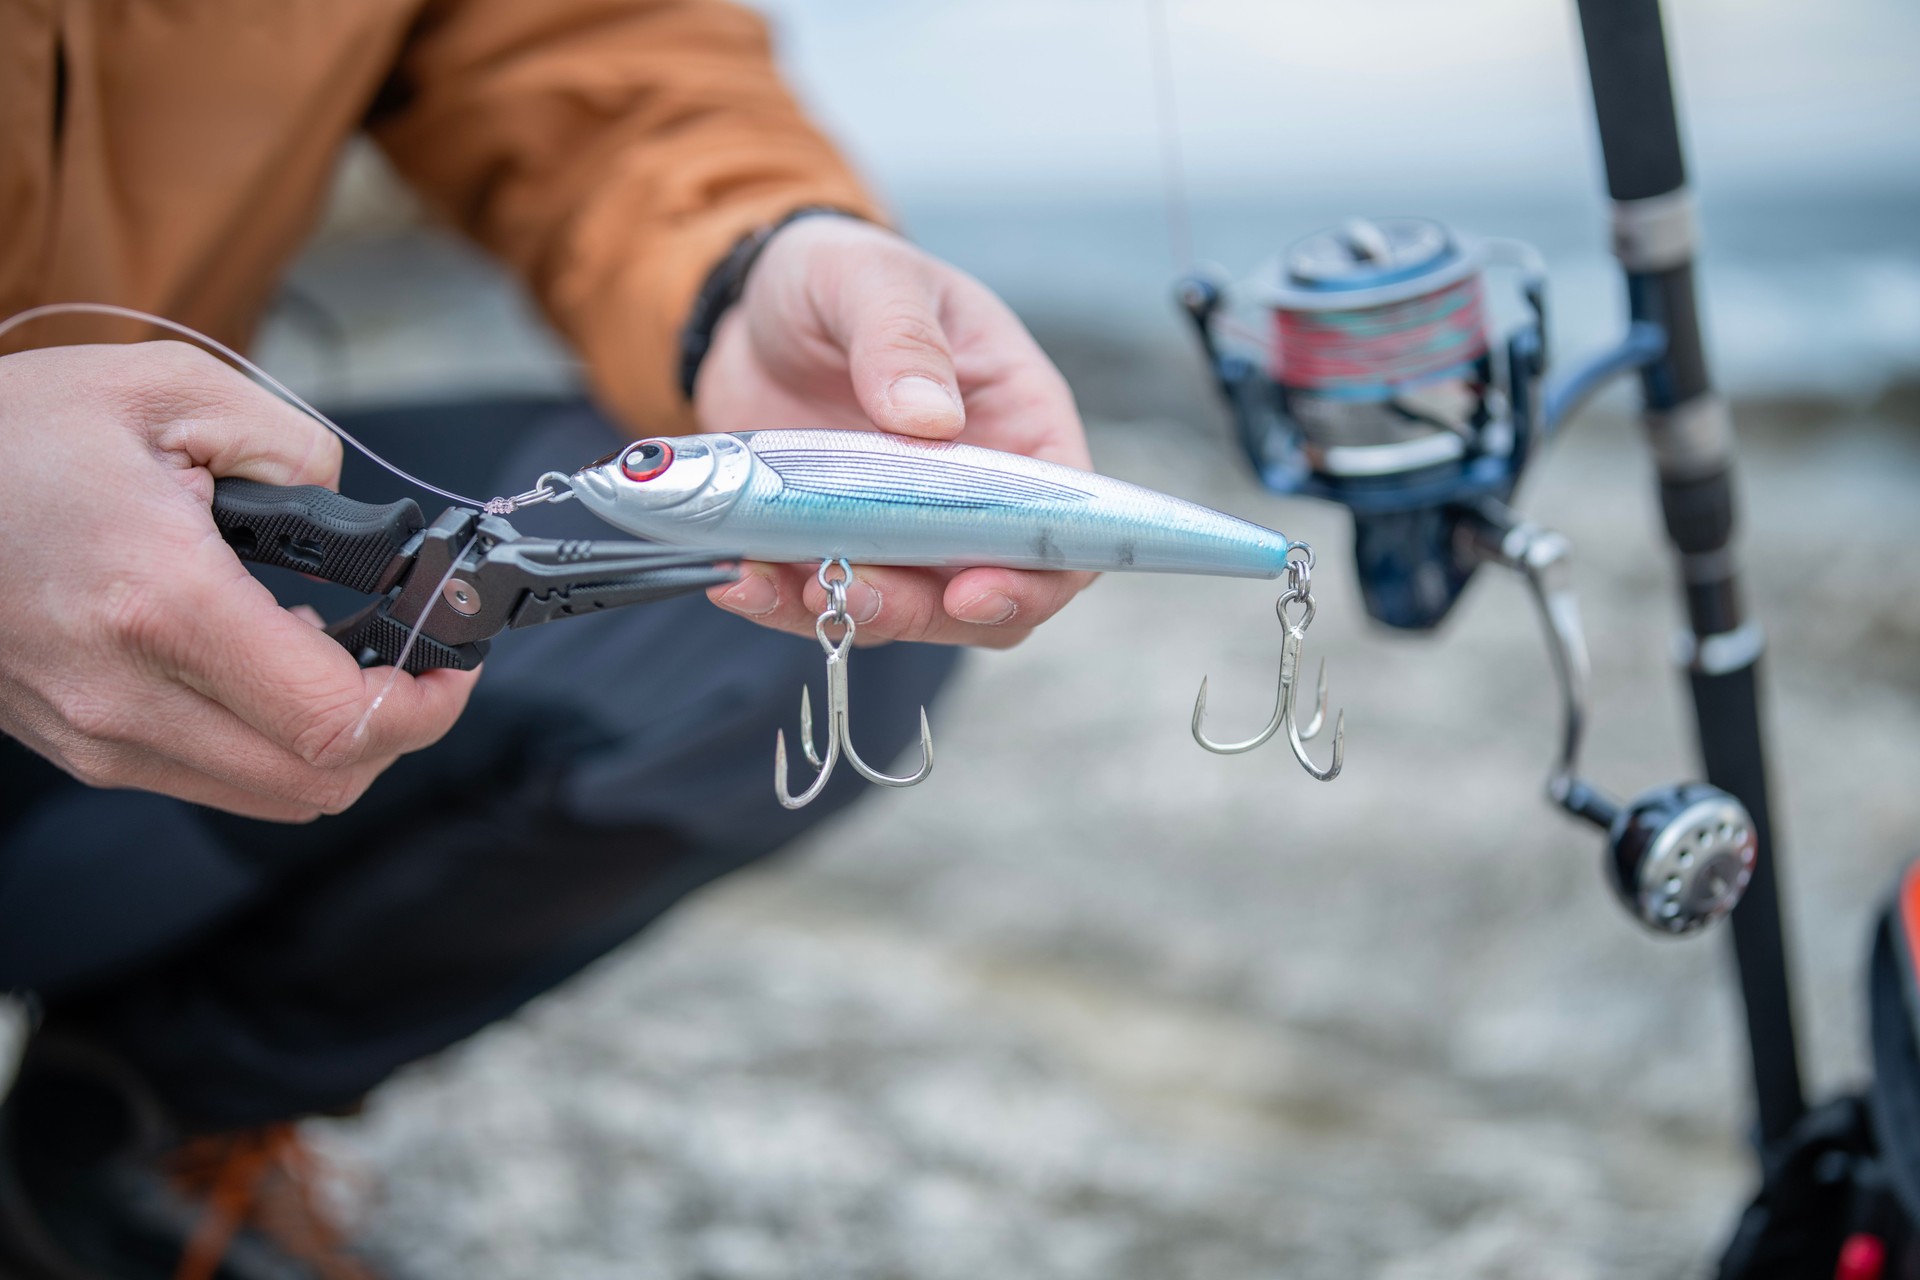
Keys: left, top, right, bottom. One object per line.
{"left": 873, "top": 303, "right": 946, "bottom": 357}
{"left": 115, "top": 342, "right": 227, "bottom": 416}
{"left": 885, "top": 590, "right": 944, "bottom": 643}
{"left": 276, "top": 761, "right": 366, "bottom": 817}
{"left": 306, "top": 769, "right": 372, "bottom": 817}
{"left": 290, "top": 696, "right": 369, "bottom": 770}
{"left": 48, "top": 684, "right": 135, "bottom": 746}
{"left": 54, "top": 734, "right": 130, "bottom": 788}
{"left": 96, "top": 574, "right": 178, "bottom": 662}
{"left": 252, "top": 758, "right": 351, "bottom": 819}
{"left": 307, "top": 426, "right": 345, "bottom": 480}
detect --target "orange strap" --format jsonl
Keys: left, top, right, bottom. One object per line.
{"left": 173, "top": 1135, "right": 274, "bottom": 1280}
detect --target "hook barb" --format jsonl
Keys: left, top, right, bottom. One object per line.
{"left": 798, "top": 684, "right": 824, "bottom": 770}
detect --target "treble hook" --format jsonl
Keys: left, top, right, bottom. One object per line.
{"left": 1192, "top": 547, "right": 1345, "bottom": 781}
{"left": 775, "top": 559, "right": 934, "bottom": 809}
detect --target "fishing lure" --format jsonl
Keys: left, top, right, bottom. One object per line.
{"left": 552, "top": 430, "right": 1344, "bottom": 804}
{"left": 561, "top": 429, "right": 1298, "bottom": 578}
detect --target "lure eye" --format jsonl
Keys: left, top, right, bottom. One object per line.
{"left": 620, "top": 441, "right": 674, "bottom": 483}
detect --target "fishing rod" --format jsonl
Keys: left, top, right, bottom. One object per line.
{"left": 1571, "top": 0, "right": 1806, "bottom": 1148}
{"left": 1570, "top": 7, "right": 1919, "bottom": 1273}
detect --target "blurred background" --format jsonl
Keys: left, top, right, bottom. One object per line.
{"left": 92, "top": 0, "right": 1920, "bottom": 1275}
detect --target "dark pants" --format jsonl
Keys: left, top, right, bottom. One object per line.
{"left": 0, "top": 399, "right": 959, "bottom": 1128}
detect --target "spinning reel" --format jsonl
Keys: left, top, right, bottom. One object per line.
{"left": 1179, "top": 216, "right": 1753, "bottom": 936}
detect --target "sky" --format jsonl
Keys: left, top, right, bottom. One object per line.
{"left": 749, "top": 0, "right": 1920, "bottom": 202}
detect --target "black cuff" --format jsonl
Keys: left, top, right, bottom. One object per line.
{"left": 676, "top": 206, "right": 863, "bottom": 403}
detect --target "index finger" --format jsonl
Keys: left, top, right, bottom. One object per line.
{"left": 126, "top": 341, "right": 346, "bottom": 492}
{"left": 795, "top": 562, "right": 1097, "bottom": 647}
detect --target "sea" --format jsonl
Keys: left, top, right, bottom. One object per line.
{"left": 265, "top": 177, "right": 1919, "bottom": 414}
{"left": 895, "top": 182, "right": 1920, "bottom": 404}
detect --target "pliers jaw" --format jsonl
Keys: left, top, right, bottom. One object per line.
{"left": 213, "top": 479, "right": 738, "bottom": 674}
{"left": 340, "top": 509, "right": 738, "bottom": 672}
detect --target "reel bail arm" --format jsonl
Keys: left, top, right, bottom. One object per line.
{"left": 1458, "top": 500, "right": 1756, "bottom": 936}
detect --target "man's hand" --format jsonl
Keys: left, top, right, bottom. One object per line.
{"left": 694, "top": 216, "right": 1096, "bottom": 649}
{"left": 0, "top": 342, "right": 478, "bottom": 821}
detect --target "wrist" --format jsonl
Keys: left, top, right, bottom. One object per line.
{"left": 677, "top": 206, "right": 866, "bottom": 402}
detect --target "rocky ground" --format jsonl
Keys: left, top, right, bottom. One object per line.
{"left": 9, "top": 213, "right": 1918, "bottom": 1277}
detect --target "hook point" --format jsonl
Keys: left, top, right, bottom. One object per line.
{"left": 1291, "top": 706, "right": 1345, "bottom": 782}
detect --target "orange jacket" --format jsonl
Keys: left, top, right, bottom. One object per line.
{"left": 0, "top": 0, "right": 881, "bottom": 431}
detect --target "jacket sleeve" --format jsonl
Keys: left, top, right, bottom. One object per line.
{"left": 369, "top": 0, "right": 883, "bottom": 432}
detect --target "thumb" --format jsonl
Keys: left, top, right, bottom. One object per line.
{"left": 839, "top": 275, "right": 966, "bottom": 439}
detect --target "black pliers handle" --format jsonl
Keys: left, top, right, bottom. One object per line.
{"left": 212, "top": 478, "right": 738, "bottom": 674}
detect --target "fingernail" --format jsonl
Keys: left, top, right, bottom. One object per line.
{"left": 847, "top": 579, "right": 883, "bottom": 624}
{"left": 887, "top": 375, "right": 963, "bottom": 420}
{"left": 955, "top": 590, "right": 1018, "bottom": 625}
{"left": 716, "top": 575, "right": 780, "bottom": 617}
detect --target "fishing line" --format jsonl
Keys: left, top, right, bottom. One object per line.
{"left": 1215, "top": 316, "right": 1273, "bottom": 354}
{"left": 1141, "top": 3, "right": 1272, "bottom": 365}
{"left": 1144, "top": 0, "right": 1196, "bottom": 273}
{"left": 0, "top": 303, "right": 552, "bottom": 514}
{"left": 1273, "top": 274, "right": 1490, "bottom": 399}
{"left": 1135, "top": 12, "right": 1494, "bottom": 404}
{"left": 348, "top": 530, "right": 482, "bottom": 743}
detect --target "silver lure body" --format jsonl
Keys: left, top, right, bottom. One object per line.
{"left": 564, "top": 430, "right": 1292, "bottom": 578}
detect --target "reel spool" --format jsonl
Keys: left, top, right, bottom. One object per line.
{"left": 1180, "top": 216, "right": 1547, "bottom": 630}
{"left": 1259, "top": 217, "right": 1497, "bottom": 491}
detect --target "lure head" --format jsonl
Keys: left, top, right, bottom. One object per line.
{"left": 565, "top": 433, "right": 753, "bottom": 537}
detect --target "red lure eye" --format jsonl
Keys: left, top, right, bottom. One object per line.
{"left": 620, "top": 440, "right": 673, "bottom": 482}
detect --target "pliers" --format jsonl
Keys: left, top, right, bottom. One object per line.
{"left": 211, "top": 478, "right": 738, "bottom": 673}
